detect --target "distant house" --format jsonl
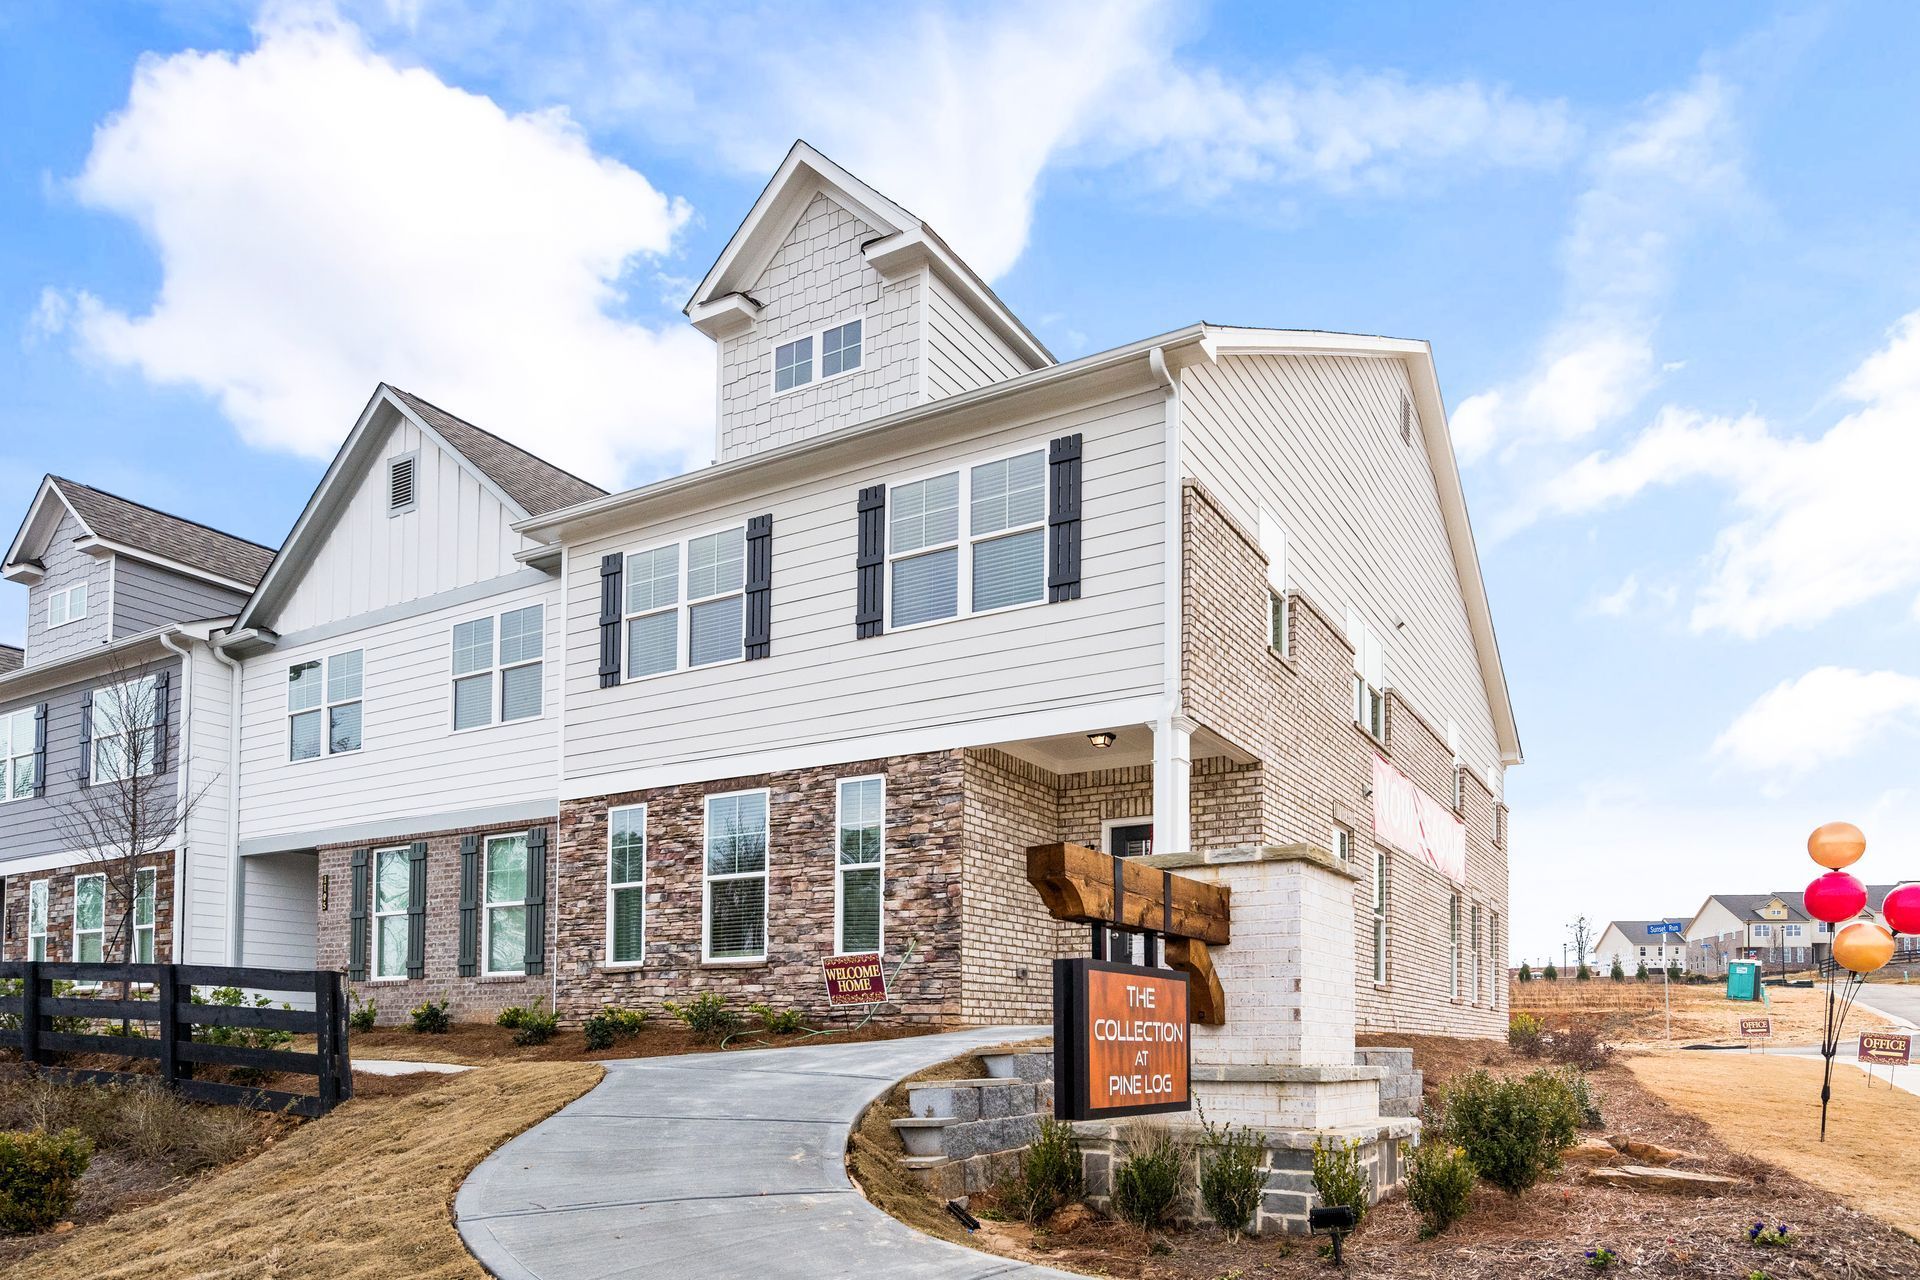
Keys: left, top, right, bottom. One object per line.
{"left": 1682, "top": 887, "right": 1904, "bottom": 974}
{"left": 1593, "top": 920, "right": 1687, "bottom": 974}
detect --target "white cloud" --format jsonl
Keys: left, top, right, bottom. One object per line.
{"left": 1714, "top": 666, "right": 1920, "bottom": 782}
{"left": 1450, "top": 75, "right": 1745, "bottom": 461}
{"left": 1589, "top": 573, "right": 1640, "bottom": 617}
{"left": 46, "top": 5, "right": 712, "bottom": 484}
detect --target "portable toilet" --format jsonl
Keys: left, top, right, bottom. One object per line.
{"left": 1727, "top": 960, "right": 1760, "bottom": 1001}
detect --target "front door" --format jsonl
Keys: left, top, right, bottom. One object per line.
{"left": 1105, "top": 823, "right": 1154, "bottom": 963}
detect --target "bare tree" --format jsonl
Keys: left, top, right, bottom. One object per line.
{"left": 1567, "top": 915, "right": 1595, "bottom": 970}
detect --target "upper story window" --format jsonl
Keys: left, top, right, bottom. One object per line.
{"left": 288, "top": 650, "right": 363, "bottom": 760}
{"left": 623, "top": 528, "right": 745, "bottom": 678}
{"left": 1, "top": 706, "right": 36, "bottom": 802}
{"left": 773, "top": 318, "right": 863, "bottom": 395}
{"left": 92, "top": 676, "right": 158, "bottom": 783}
{"left": 388, "top": 453, "right": 419, "bottom": 515}
{"left": 48, "top": 582, "right": 88, "bottom": 628}
{"left": 1752, "top": 923, "right": 1771, "bottom": 939}
{"left": 452, "top": 604, "right": 544, "bottom": 731}
{"left": 1348, "top": 613, "right": 1387, "bottom": 741}
{"left": 1259, "top": 511, "right": 1290, "bottom": 657}
{"left": 888, "top": 448, "right": 1045, "bottom": 629}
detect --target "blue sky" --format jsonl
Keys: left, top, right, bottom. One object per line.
{"left": 5, "top": 1, "right": 1919, "bottom": 961}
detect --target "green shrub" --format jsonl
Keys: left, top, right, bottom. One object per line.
{"left": 1001, "top": 1116, "right": 1082, "bottom": 1224}
{"left": 582, "top": 1007, "right": 647, "bottom": 1051}
{"left": 1111, "top": 1123, "right": 1186, "bottom": 1231}
{"left": 1507, "top": 1011, "right": 1544, "bottom": 1057}
{"left": 1667, "top": 964, "right": 1683, "bottom": 981}
{"left": 1634, "top": 962, "right": 1649, "bottom": 981}
{"left": 348, "top": 991, "right": 377, "bottom": 1032}
{"left": 747, "top": 1002, "right": 806, "bottom": 1035}
{"left": 1517, "top": 962, "right": 1533, "bottom": 983}
{"left": 1196, "top": 1108, "right": 1265, "bottom": 1239}
{"left": 510, "top": 1000, "right": 559, "bottom": 1047}
{"left": 195, "top": 986, "right": 294, "bottom": 1084}
{"left": 0, "top": 1128, "right": 92, "bottom": 1235}
{"left": 1404, "top": 1138, "right": 1474, "bottom": 1237}
{"left": 663, "top": 993, "right": 738, "bottom": 1038}
{"left": 1311, "top": 1137, "right": 1369, "bottom": 1227}
{"left": 409, "top": 999, "right": 452, "bottom": 1035}
{"left": 1609, "top": 958, "right": 1625, "bottom": 982}
{"left": 1558, "top": 1067, "right": 1604, "bottom": 1128}
{"left": 1542, "top": 963, "right": 1559, "bottom": 981}
{"left": 1576, "top": 964, "right": 1592, "bottom": 981}
{"left": 496, "top": 1004, "right": 531, "bottom": 1030}
{"left": 1443, "top": 1068, "right": 1580, "bottom": 1196}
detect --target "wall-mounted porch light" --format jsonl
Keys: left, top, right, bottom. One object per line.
{"left": 1086, "top": 732, "right": 1117, "bottom": 749}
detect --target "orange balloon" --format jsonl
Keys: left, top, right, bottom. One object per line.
{"left": 1809, "top": 821, "right": 1867, "bottom": 870}
{"left": 1833, "top": 921, "right": 1896, "bottom": 974}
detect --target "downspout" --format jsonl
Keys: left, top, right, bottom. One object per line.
{"left": 1149, "top": 347, "right": 1190, "bottom": 854}
{"left": 211, "top": 638, "right": 245, "bottom": 965}
{"left": 552, "top": 541, "right": 567, "bottom": 1015}
{"left": 158, "top": 630, "right": 192, "bottom": 963}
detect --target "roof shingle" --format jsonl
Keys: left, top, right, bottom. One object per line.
{"left": 0, "top": 644, "right": 21, "bottom": 676}
{"left": 51, "top": 478, "right": 276, "bottom": 587}
{"left": 386, "top": 388, "right": 606, "bottom": 516}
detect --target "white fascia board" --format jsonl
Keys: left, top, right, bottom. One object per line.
{"left": 687, "top": 292, "right": 763, "bottom": 341}
{"left": 0, "top": 625, "right": 186, "bottom": 699}
{"left": 863, "top": 228, "right": 1053, "bottom": 369}
{"left": 2, "top": 476, "right": 90, "bottom": 578}
{"left": 70, "top": 537, "right": 258, "bottom": 595}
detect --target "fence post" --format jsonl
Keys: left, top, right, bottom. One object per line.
{"left": 20, "top": 960, "right": 41, "bottom": 1067}
{"left": 158, "top": 963, "right": 181, "bottom": 1087}
{"left": 314, "top": 970, "right": 341, "bottom": 1113}
{"left": 335, "top": 971, "right": 354, "bottom": 1101}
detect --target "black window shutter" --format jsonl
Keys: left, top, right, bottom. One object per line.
{"left": 406, "top": 842, "right": 428, "bottom": 980}
{"left": 151, "top": 670, "right": 172, "bottom": 774}
{"left": 31, "top": 703, "right": 47, "bottom": 798}
{"left": 745, "top": 514, "right": 773, "bottom": 660}
{"left": 856, "top": 485, "right": 886, "bottom": 638}
{"left": 523, "top": 826, "right": 549, "bottom": 977}
{"left": 77, "top": 691, "right": 93, "bottom": 784}
{"left": 348, "top": 849, "right": 370, "bottom": 983}
{"left": 598, "top": 553, "right": 624, "bottom": 688}
{"left": 1047, "top": 433, "right": 1083, "bottom": 602}
{"left": 457, "top": 835, "right": 480, "bottom": 977}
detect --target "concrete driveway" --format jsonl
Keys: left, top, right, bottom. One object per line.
{"left": 456, "top": 1026, "right": 1081, "bottom": 1280}
{"left": 1856, "top": 983, "right": 1920, "bottom": 1028}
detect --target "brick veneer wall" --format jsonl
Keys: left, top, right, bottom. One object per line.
{"left": 1181, "top": 480, "right": 1508, "bottom": 1040}
{"left": 1, "top": 853, "right": 175, "bottom": 963}
{"left": 322, "top": 819, "right": 556, "bottom": 1026}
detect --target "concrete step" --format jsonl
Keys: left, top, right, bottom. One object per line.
{"left": 889, "top": 1116, "right": 958, "bottom": 1158}
{"left": 979, "top": 1049, "right": 1054, "bottom": 1083}
{"left": 905, "top": 1078, "right": 1040, "bottom": 1122}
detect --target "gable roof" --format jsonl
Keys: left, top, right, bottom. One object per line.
{"left": 385, "top": 389, "right": 604, "bottom": 517}
{"left": 1710, "top": 893, "right": 1807, "bottom": 922}
{"left": 0, "top": 644, "right": 20, "bottom": 676}
{"left": 3, "top": 475, "right": 275, "bottom": 591}
{"left": 1602, "top": 920, "right": 1689, "bottom": 946}
{"left": 686, "top": 140, "right": 1052, "bottom": 369}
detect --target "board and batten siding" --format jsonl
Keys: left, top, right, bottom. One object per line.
{"left": 716, "top": 191, "right": 920, "bottom": 463}
{"left": 924, "top": 272, "right": 1034, "bottom": 400}
{"left": 563, "top": 386, "right": 1169, "bottom": 795}
{"left": 1178, "top": 353, "right": 1503, "bottom": 786}
{"left": 270, "top": 415, "right": 546, "bottom": 635}
{"left": 111, "top": 558, "right": 248, "bottom": 638}
{"left": 235, "top": 576, "right": 561, "bottom": 844}
{"left": 23, "top": 508, "right": 112, "bottom": 667}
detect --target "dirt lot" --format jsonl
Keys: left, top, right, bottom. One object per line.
{"left": 1512, "top": 977, "right": 1891, "bottom": 1046}
{"left": 348, "top": 1015, "right": 940, "bottom": 1064}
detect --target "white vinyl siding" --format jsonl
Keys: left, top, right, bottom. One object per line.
{"left": 452, "top": 606, "right": 544, "bottom": 731}
{"left": 373, "top": 847, "right": 411, "bottom": 979}
{"left": 704, "top": 789, "right": 769, "bottom": 962}
{"left": 1, "top": 706, "right": 35, "bottom": 801}
{"left": 836, "top": 777, "right": 883, "bottom": 954}
{"left": 74, "top": 873, "right": 105, "bottom": 962}
{"left": 608, "top": 805, "right": 646, "bottom": 965}
{"left": 482, "top": 833, "right": 529, "bottom": 976}
{"left": 288, "top": 650, "right": 363, "bottom": 760}
{"left": 27, "top": 880, "right": 48, "bottom": 961}
{"left": 92, "top": 676, "right": 158, "bottom": 784}
{"left": 923, "top": 273, "right": 1033, "bottom": 401}
{"left": 133, "top": 868, "right": 157, "bottom": 964}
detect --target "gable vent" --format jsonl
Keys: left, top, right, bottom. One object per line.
{"left": 388, "top": 454, "right": 418, "bottom": 514}
{"left": 1400, "top": 393, "right": 1413, "bottom": 445}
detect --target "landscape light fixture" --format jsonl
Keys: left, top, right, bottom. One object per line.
{"left": 1309, "top": 1204, "right": 1357, "bottom": 1265}
{"left": 1086, "top": 731, "right": 1117, "bottom": 749}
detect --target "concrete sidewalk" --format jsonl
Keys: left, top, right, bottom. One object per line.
{"left": 455, "top": 1025, "right": 1080, "bottom": 1280}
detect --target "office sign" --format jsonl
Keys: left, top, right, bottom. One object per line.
{"left": 1053, "top": 958, "right": 1191, "bottom": 1120}
{"left": 1739, "top": 1017, "right": 1772, "bottom": 1038}
{"left": 1860, "top": 1031, "right": 1912, "bottom": 1066}
{"left": 821, "top": 953, "right": 888, "bottom": 1006}
{"left": 1370, "top": 756, "right": 1466, "bottom": 885}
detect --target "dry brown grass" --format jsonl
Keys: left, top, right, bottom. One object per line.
{"left": 8, "top": 1062, "right": 601, "bottom": 1279}
{"left": 1513, "top": 979, "right": 1891, "bottom": 1046}
{"left": 1629, "top": 1050, "right": 1920, "bottom": 1237}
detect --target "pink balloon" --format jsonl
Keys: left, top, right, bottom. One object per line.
{"left": 1883, "top": 883, "right": 1920, "bottom": 936}
{"left": 1805, "top": 871, "right": 1868, "bottom": 924}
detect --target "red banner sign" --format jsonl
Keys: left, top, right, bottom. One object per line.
{"left": 821, "top": 953, "right": 887, "bottom": 1006}
{"left": 1371, "top": 755, "right": 1466, "bottom": 885}
{"left": 1860, "top": 1031, "right": 1912, "bottom": 1066}
{"left": 1739, "top": 1017, "right": 1772, "bottom": 1038}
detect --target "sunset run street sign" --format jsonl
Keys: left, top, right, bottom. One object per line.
{"left": 1052, "top": 957, "right": 1191, "bottom": 1121}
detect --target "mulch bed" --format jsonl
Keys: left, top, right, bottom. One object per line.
{"left": 346, "top": 1016, "right": 942, "bottom": 1064}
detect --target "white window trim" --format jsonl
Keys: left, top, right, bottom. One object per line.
{"left": 622, "top": 520, "right": 750, "bottom": 682}
{"left": 1448, "top": 893, "right": 1462, "bottom": 1000}
{"left": 702, "top": 787, "right": 771, "bottom": 964}
{"left": 1470, "top": 903, "right": 1483, "bottom": 1004}
{"left": 73, "top": 872, "right": 106, "bottom": 963}
{"left": 47, "top": 581, "right": 89, "bottom": 629}
{"left": 371, "top": 845, "right": 412, "bottom": 981}
{"left": 90, "top": 675, "right": 158, "bottom": 786}
{"left": 450, "top": 605, "right": 546, "bottom": 733}
{"left": 606, "top": 803, "right": 647, "bottom": 967}
{"left": 1100, "top": 816, "right": 1157, "bottom": 857}
{"left": 480, "top": 832, "right": 532, "bottom": 977}
{"left": 1371, "top": 846, "right": 1388, "bottom": 986}
{"left": 1, "top": 705, "right": 35, "bottom": 804}
{"left": 885, "top": 442, "right": 1050, "bottom": 634}
{"left": 770, "top": 315, "right": 866, "bottom": 397}
{"left": 287, "top": 649, "right": 364, "bottom": 762}
{"left": 27, "top": 879, "right": 48, "bottom": 961}
{"left": 1259, "top": 510, "right": 1290, "bottom": 658}
{"left": 835, "top": 776, "right": 885, "bottom": 957}
{"left": 132, "top": 867, "right": 157, "bottom": 965}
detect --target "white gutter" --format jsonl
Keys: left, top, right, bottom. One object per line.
{"left": 157, "top": 630, "right": 193, "bottom": 963}
{"left": 210, "top": 638, "right": 245, "bottom": 965}
{"left": 1148, "top": 347, "right": 1191, "bottom": 855}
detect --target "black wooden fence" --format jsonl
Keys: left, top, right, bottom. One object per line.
{"left": 1817, "top": 947, "right": 1920, "bottom": 980}
{"left": 0, "top": 962, "right": 351, "bottom": 1117}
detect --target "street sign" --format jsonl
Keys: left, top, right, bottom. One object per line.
{"left": 1740, "top": 1017, "right": 1772, "bottom": 1038}
{"left": 821, "top": 953, "right": 888, "bottom": 1006}
{"left": 1860, "top": 1031, "right": 1912, "bottom": 1066}
{"left": 1647, "top": 921, "right": 1684, "bottom": 936}
{"left": 1053, "top": 958, "right": 1191, "bottom": 1121}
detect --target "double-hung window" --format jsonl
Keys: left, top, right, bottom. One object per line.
{"left": 74, "top": 873, "right": 105, "bottom": 962}
{"left": 889, "top": 471, "right": 961, "bottom": 627}
{"left": 1448, "top": 893, "right": 1461, "bottom": 999}
{"left": 288, "top": 650, "right": 363, "bottom": 760}
{"left": 968, "top": 450, "right": 1046, "bottom": 612}
{"left": 452, "top": 606, "right": 544, "bottom": 730}
{"left": 92, "top": 677, "right": 158, "bottom": 783}
{"left": 624, "top": 529, "right": 746, "bottom": 676}
{"left": 836, "top": 777, "right": 884, "bottom": 954}
{"left": 888, "top": 448, "right": 1047, "bottom": 629}
{"left": 1, "top": 706, "right": 35, "bottom": 801}
{"left": 773, "top": 318, "right": 862, "bottom": 394}
{"left": 1259, "top": 511, "right": 1290, "bottom": 657}
{"left": 1489, "top": 912, "right": 1501, "bottom": 1004}
{"left": 624, "top": 545, "right": 680, "bottom": 678}
{"left": 133, "top": 868, "right": 157, "bottom": 964}
{"left": 482, "top": 833, "right": 530, "bottom": 975}
{"left": 1470, "top": 904, "right": 1483, "bottom": 1002}
{"left": 47, "top": 582, "right": 88, "bottom": 627}
{"left": 704, "top": 790, "right": 769, "bottom": 962}
{"left": 1348, "top": 614, "right": 1387, "bottom": 741}
{"left": 1371, "top": 847, "right": 1387, "bottom": 984}
{"left": 27, "top": 880, "right": 48, "bottom": 961}
{"left": 608, "top": 805, "right": 646, "bottom": 964}
{"left": 373, "top": 847, "right": 411, "bottom": 979}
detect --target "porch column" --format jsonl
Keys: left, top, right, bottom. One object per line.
{"left": 1153, "top": 713, "right": 1194, "bottom": 853}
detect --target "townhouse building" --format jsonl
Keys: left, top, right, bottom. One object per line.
{"left": 1684, "top": 887, "right": 1904, "bottom": 975}
{"left": 0, "top": 143, "right": 1522, "bottom": 1041}
{"left": 1593, "top": 920, "right": 1687, "bottom": 974}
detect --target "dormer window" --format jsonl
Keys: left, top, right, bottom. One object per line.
{"left": 48, "top": 582, "right": 88, "bottom": 628}
{"left": 388, "top": 453, "right": 418, "bottom": 515}
{"left": 772, "top": 318, "right": 863, "bottom": 395}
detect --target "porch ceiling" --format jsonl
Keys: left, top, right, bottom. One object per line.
{"left": 988, "top": 722, "right": 1255, "bottom": 777}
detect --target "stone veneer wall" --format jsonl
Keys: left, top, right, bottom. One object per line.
{"left": 322, "top": 818, "right": 556, "bottom": 1025}
{"left": 1, "top": 853, "right": 176, "bottom": 963}
{"left": 1181, "top": 480, "right": 1508, "bottom": 1040}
